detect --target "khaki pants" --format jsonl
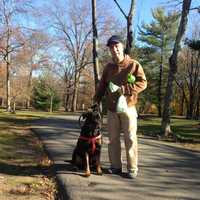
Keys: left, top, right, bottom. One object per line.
{"left": 107, "top": 106, "right": 138, "bottom": 172}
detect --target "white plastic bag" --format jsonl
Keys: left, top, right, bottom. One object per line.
{"left": 116, "top": 95, "right": 128, "bottom": 113}
{"left": 109, "top": 82, "right": 119, "bottom": 93}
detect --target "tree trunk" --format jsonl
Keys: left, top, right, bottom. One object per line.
{"left": 0, "top": 97, "right": 2, "bottom": 107}
{"left": 5, "top": 27, "right": 11, "bottom": 112}
{"left": 71, "top": 84, "right": 78, "bottom": 112}
{"left": 158, "top": 35, "right": 164, "bottom": 117}
{"left": 180, "top": 89, "right": 185, "bottom": 116}
{"left": 161, "top": 66, "right": 174, "bottom": 136}
{"left": 195, "top": 52, "right": 200, "bottom": 120}
{"left": 195, "top": 93, "right": 199, "bottom": 120}
{"left": 26, "top": 98, "right": 30, "bottom": 109}
{"left": 64, "top": 92, "right": 70, "bottom": 111}
{"left": 12, "top": 98, "right": 16, "bottom": 114}
{"left": 26, "top": 64, "right": 33, "bottom": 109}
{"left": 126, "top": 16, "right": 133, "bottom": 54}
{"left": 126, "top": 0, "right": 136, "bottom": 54}
{"left": 1, "top": 98, "right": 5, "bottom": 108}
{"left": 187, "top": 51, "right": 195, "bottom": 119}
{"left": 187, "top": 92, "right": 194, "bottom": 119}
{"left": 71, "top": 73, "right": 79, "bottom": 112}
{"left": 158, "top": 63, "right": 163, "bottom": 117}
{"left": 49, "top": 95, "right": 53, "bottom": 113}
{"left": 6, "top": 55, "right": 12, "bottom": 112}
{"left": 92, "top": 0, "right": 100, "bottom": 91}
{"left": 161, "top": 0, "right": 192, "bottom": 137}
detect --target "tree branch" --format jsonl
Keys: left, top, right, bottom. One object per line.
{"left": 190, "top": 6, "right": 200, "bottom": 12}
{"left": 113, "top": 0, "right": 127, "bottom": 19}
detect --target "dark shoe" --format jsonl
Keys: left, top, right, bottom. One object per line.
{"left": 108, "top": 167, "right": 122, "bottom": 175}
{"left": 127, "top": 170, "right": 137, "bottom": 179}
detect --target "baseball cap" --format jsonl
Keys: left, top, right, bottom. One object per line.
{"left": 106, "top": 35, "right": 124, "bottom": 46}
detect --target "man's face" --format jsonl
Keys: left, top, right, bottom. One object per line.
{"left": 109, "top": 42, "right": 124, "bottom": 63}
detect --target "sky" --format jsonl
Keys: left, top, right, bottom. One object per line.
{"left": 110, "top": 0, "right": 166, "bottom": 25}
{"left": 28, "top": 0, "right": 200, "bottom": 40}
{"left": 108, "top": 0, "right": 199, "bottom": 23}
{"left": 106, "top": 0, "right": 200, "bottom": 39}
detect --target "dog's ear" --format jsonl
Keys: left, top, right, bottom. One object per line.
{"left": 79, "top": 113, "right": 89, "bottom": 127}
{"left": 91, "top": 103, "right": 99, "bottom": 112}
{"left": 82, "top": 113, "right": 87, "bottom": 119}
{"left": 84, "top": 112, "right": 92, "bottom": 120}
{"left": 93, "top": 111, "right": 101, "bottom": 120}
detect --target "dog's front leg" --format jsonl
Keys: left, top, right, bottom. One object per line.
{"left": 84, "top": 152, "right": 90, "bottom": 177}
{"left": 96, "top": 156, "right": 102, "bottom": 175}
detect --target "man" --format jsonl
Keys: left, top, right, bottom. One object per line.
{"left": 94, "top": 35, "right": 147, "bottom": 179}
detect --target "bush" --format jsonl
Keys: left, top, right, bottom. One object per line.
{"left": 32, "top": 79, "right": 60, "bottom": 111}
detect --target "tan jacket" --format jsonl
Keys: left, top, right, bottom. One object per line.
{"left": 94, "top": 55, "right": 147, "bottom": 112}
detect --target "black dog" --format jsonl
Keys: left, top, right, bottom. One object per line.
{"left": 72, "top": 105, "right": 102, "bottom": 177}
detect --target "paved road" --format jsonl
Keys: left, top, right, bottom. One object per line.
{"left": 31, "top": 114, "right": 200, "bottom": 200}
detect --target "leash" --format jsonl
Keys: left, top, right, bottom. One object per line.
{"left": 79, "top": 134, "right": 102, "bottom": 154}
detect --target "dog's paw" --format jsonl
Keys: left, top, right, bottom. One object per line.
{"left": 97, "top": 171, "right": 103, "bottom": 176}
{"left": 97, "top": 167, "right": 103, "bottom": 175}
{"left": 84, "top": 171, "right": 91, "bottom": 177}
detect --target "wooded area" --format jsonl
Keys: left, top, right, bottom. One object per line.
{"left": 0, "top": 0, "right": 199, "bottom": 136}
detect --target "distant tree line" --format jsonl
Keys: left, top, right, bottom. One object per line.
{"left": 0, "top": 0, "right": 199, "bottom": 125}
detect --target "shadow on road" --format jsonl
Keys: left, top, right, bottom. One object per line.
{"left": 31, "top": 115, "right": 200, "bottom": 200}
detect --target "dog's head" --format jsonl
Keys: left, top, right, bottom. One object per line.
{"left": 79, "top": 107, "right": 101, "bottom": 137}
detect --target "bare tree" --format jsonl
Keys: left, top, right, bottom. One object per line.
{"left": 0, "top": 0, "right": 31, "bottom": 111}
{"left": 24, "top": 31, "right": 50, "bottom": 108}
{"left": 161, "top": 0, "right": 192, "bottom": 137}
{"left": 175, "top": 38, "right": 200, "bottom": 120}
{"left": 53, "top": 56, "right": 74, "bottom": 111}
{"left": 50, "top": 1, "right": 93, "bottom": 111}
{"left": 113, "top": 0, "right": 136, "bottom": 54}
{"left": 0, "top": 62, "right": 6, "bottom": 107}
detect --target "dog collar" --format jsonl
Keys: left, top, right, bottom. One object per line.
{"left": 79, "top": 134, "right": 102, "bottom": 154}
